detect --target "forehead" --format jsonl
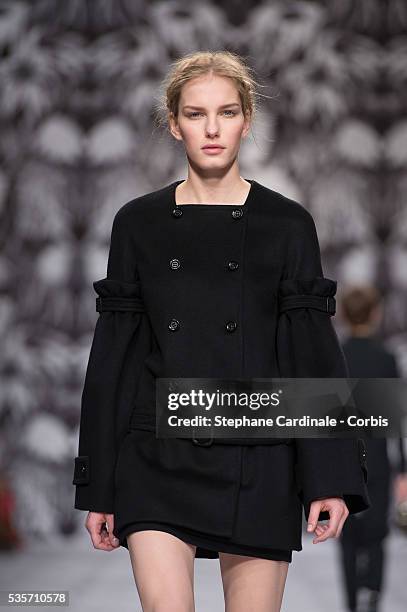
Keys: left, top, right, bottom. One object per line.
{"left": 180, "top": 74, "right": 240, "bottom": 106}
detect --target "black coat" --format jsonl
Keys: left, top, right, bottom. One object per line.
{"left": 73, "top": 179, "right": 369, "bottom": 541}
{"left": 341, "top": 336, "right": 405, "bottom": 543}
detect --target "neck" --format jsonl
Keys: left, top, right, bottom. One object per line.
{"left": 177, "top": 172, "right": 251, "bottom": 205}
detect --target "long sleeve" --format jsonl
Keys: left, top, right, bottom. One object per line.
{"left": 72, "top": 207, "right": 152, "bottom": 513}
{"left": 276, "top": 206, "right": 370, "bottom": 522}
{"left": 388, "top": 354, "right": 406, "bottom": 475}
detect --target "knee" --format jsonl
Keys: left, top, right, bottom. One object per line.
{"left": 142, "top": 598, "right": 194, "bottom": 612}
{"left": 139, "top": 587, "right": 194, "bottom": 612}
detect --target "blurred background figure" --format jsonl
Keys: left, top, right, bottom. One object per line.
{"left": 338, "top": 285, "right": 407, "bottom": 612}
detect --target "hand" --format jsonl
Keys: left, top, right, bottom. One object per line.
{"left": 85, "top": 512, "right": 121, "bottom": 551}
{"left": 307, "top": 497, "right": 349, "bottom": 544}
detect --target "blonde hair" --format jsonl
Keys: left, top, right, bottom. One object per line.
{"left": 154, "top": 50, "right": 272, "bottom": 134}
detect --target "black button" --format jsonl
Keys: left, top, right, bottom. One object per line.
{"left": 231, "top": 208, "right": 243, "bottom": 219}
{"left": 168, "top": 318, "right": 180, "bottom": 331}
{"left": 225, "top": 321, "right": 237, "bottom": 332}
{"left": 228, "top": 260, "right": 239, "bottom": 271}
{"left": 172, "top": 208, "right": 183, "bottom": 218}
{"left": 358, "top": 439, "right": 367, "bottom": 465}
{"left": 170, "top": 258, "right": 181, "bottom": 269}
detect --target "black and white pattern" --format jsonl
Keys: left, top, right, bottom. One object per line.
{"left": 0, "top": 0, "right": 405, "bottom": 544}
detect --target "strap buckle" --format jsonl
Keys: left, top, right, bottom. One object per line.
{"left": 326, "top": 296, "right": 336, "bottom": 315}
{"left": 192, "top": 426, "right": 214, "bottom": 447}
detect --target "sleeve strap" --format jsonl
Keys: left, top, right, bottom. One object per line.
{"left": 279, "top": 294, "right": 336, "bottom": 315}
{"left": 96, "top": 296, "right": 146, "bottom": 313}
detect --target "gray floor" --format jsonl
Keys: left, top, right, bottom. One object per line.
{"left": 0, "top": 526, "right": 406, "bottom": 611}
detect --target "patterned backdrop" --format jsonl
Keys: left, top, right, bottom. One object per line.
{"left": 0, "top": 0, "right": 406, "bottom": 543}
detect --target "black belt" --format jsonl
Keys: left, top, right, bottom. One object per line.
{"left": 128, "top": 412, "right": 293, "bottom": 447}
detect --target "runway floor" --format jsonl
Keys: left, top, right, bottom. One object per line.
{"left": 1, "top": 525, "right": 406, "bottom": 611}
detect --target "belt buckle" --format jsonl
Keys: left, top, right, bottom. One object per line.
{"left": 192, "top": 426, "right": 214, "bottom": 447}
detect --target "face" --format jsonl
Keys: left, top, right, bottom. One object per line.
{"left": 169, "top": 73, "right": 251, "bottom": 171}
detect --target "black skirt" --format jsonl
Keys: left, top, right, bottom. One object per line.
{"left": 113, "top": 428, "right": 304, "bottom": 563}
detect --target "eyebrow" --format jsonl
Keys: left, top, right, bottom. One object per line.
{"left": 182, "top": 103, "right": 241, "bottom": 110}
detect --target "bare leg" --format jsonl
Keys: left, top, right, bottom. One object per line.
{"left": 219, "top": 552, "right": 289, "bottom": 612}
{"left": 127, "top": 530, "right": 196, "bottom": 612}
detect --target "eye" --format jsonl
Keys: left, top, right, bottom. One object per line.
{"left": 186, "top": 110, "right": 238, "bottom": 118}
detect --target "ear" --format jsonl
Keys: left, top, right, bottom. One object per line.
{"left": 242, "top": 110, "right": 252, "bottom": 139}
{"left": 168, "top": 112, "right": 183, "bottom": 142}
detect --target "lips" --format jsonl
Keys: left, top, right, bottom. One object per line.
{"left": 202, "top": 145, "right": 225, "bottom": 149}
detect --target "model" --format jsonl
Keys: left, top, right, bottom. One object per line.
{"left": 73, "top": 50, "right": 370, "bottom": 612}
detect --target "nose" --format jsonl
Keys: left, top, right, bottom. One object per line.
{"left": 205, "top": 118, "right": 220, "bottom": 137}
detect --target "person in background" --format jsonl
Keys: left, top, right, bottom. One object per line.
{"left": 338, "top": 285, "right": 407, "bottom": 612}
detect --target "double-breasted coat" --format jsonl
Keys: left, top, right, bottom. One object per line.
{"left": 72, "top": 178, "right": 370, "bottom": 559}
